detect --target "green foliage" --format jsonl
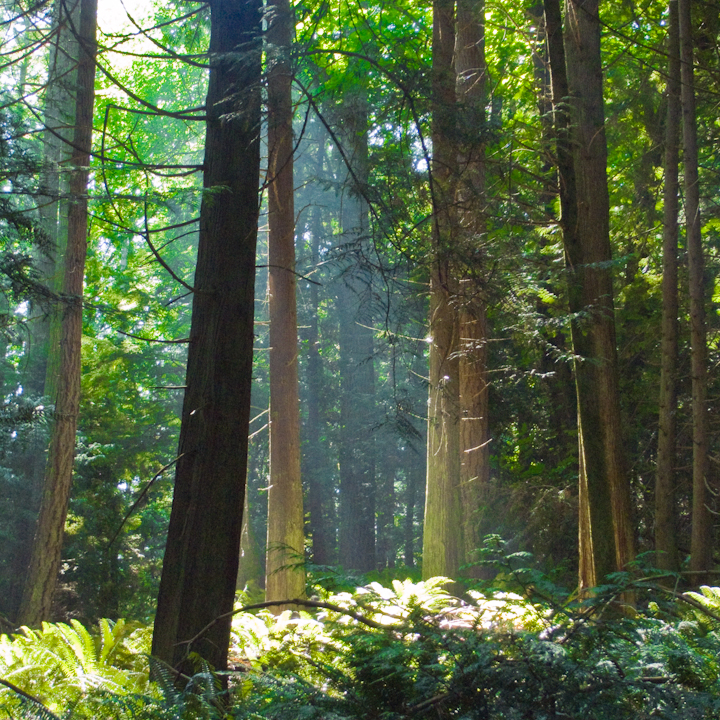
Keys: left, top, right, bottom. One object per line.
{"left": 0, "top": 618, "right": 152, "bottom": 717}
{"left": 3, "top": 580, "right": 720, "bottom": 718}
{"left": 229, "top": 578, "right": 720, "bottom": 718}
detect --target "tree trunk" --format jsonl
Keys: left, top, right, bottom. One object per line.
{"left": 336, "top": 92, "right": 376, "bottom": 573}
{"left": 679, "top": 0, "right": 712, "bottom": 581}
{"left": 237, "top": 491, "right": 264, "bottom": 591}
{"left": 655, "top": 0, "right": 681, "bottom": 574}
{"left": 6, "top": 0, "right": 81, "bottom": 621}
{"left": 377, "top": 435, "right": 398, "bottom": 570}
{"left": 304, "top": 140, "right": 332, "bottom": 564}
{"left": 455, "top": 0, "right": 491, "bottom": 578}
{"left": 265, "top": 0, "right": 305, "bottom": 606}
{"left": 545, "top": 0, "right": 634, "bottom": 589}
{"left": 151, "top": 0, "right": 262, "bottom": 673}
{"left": 422, "top": 0, "right": 462, "bottom": 582}
{"left": 18, "top": 0, "right": 96, "bottom": 626}
{"left": 29, "top": 0, "right": 81, "bottom": 400}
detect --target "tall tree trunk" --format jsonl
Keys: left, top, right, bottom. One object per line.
{"left": 151, "top": 0, "right": 262, "bottom": 673}
{"left": 455, "top": 0, "right": 490, "bottom": 577}
{"left": 303, "top": 125, "right": 332, "bottom": 565}
{"left": 422, "top": 0, "right": 462, "bottom": 582}
{"left": 544, "top": 0, "right": 634, "bottom": 590}
{"left": 336, "top": 92, "right": 376, "bottom": 573}
{"left": 655, "top": 0, "right": 681, "bottom": 574}
{"left": 265, "top": 0, "right": 305, "bottom": 605}
{"left": 7, "top": 0, "right": 81, "bottom": 620}
{"left": 29, "top": 0, "right": 80, "bottom": 399}
{"left": 679, "top": 0, "right": 711, "bottom": 580}
{"left": 18, "top": 0, "right": 96, "bottom": 626}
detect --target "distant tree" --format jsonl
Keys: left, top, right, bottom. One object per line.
{"left": 334, "top": 87, "right": 376, "bottom": 573}
{"left": 151, "top": 0, "right": 262, "bottom": 673}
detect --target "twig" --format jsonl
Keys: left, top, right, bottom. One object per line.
{"left": 0, "top": 677, "right": 60, "bottom": 720}
{"left": 106, "top": 454, "right": 185, "bottom": 548}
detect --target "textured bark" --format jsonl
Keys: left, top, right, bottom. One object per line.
{"left": 6, "top": 0, "right": 81, "bottom": 620}
{"left": 29, "top": 0, "right": 81, "bottom": 399}
{"left": 151, "top": 0, "right": 261, "bottom": 672}
{"left": 336, "top": 93, "right": 376, "bottom": 573}
{"left": 18, "top": 0, "right": 96, "bottom": 626}
{"left": 265, "top": 0, "right": 305, "bottom": 606}
{"left": 679, "top": 0, "right": 712, "bottom": 580}
{"left": 455, "top": 0, "right": 490, "bottom": 577}
{"left": 423, "top": 0, "right": 462, "bottom": 582}
{"left": 655, "top": 0, "right": 681, "bottom": 574}
{"left": 545, "top": 0, "right": 634, "bottom": 589}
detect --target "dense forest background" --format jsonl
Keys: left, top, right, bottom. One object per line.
{"left": 0, "top": 0, "right": 718, "bottom": 639}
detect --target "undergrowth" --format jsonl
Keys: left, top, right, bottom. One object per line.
{"left": 2, "top": 564, "right": 720, "bottom": 718}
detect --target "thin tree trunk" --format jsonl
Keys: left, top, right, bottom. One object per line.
{"left": 679, "top": 0, "right": 711, "bottom": 580}
{"left": 455, "top": 0, "right": 490, "bottom": 578}
{"left": 18, "top": 0, "right": 96, "bottom": 626}
{"left": 265, "top": 0, "right": 305, "bottom": 605}
{"left": 151, "top": 0, "right": 262, "bottom": 673}
{"left": 376, "top": 442, "right": 398, "bottom": 570}
{"left": 655, "top": 0, "right": 681, "bottom": 574}
{"left": 422, "top": 0, "right": 462, "bottom": 582}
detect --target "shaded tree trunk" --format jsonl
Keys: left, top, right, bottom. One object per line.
{"left": 422, "top": 0, "right": 462, "bottom": 582}
{"left": 18, "top": 0, "right": 97, "bottom": 626}
{"left": 151, "top": 0, "right": 262, "bottom": 673}
{"left": 265, "top": 0, "right": 305, "bottom": 605}
{"left": 544, "top": 0, "right": 634, "bottom": 590}
{"left": 678, "top": 0, "right": 711, "bottom": 582}
{"left": 655, "top": 0, "right": 681, "bottom": 574}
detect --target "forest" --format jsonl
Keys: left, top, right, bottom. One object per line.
{"left": 0, "top": 0, "right": 720, "bottom": 715}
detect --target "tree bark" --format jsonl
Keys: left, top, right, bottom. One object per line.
{"left": 679, "top": 0, "right": 712, "bottom": 580}
{"left": 265, "top": 0, "right": 305, "bottom": 606}
{"left": 544, "top": 0, "right": 634, "bottom": 590}
{"left": 422, "top": 0, "right": 462, "bottom": 582}
{"left": 29, "top": 0, "right": 81, "bottom": 400}
{"left": 655, "top": 0, "right": 681, "bottom": 574}
{"left": 18, "top": 0, "right": 96, "bottom": 626}
{"left": 455, "top": 0, "right": 490, "bottom": 578}
{"left": 151, "top": 0, "right": 262, "bottom": 673}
